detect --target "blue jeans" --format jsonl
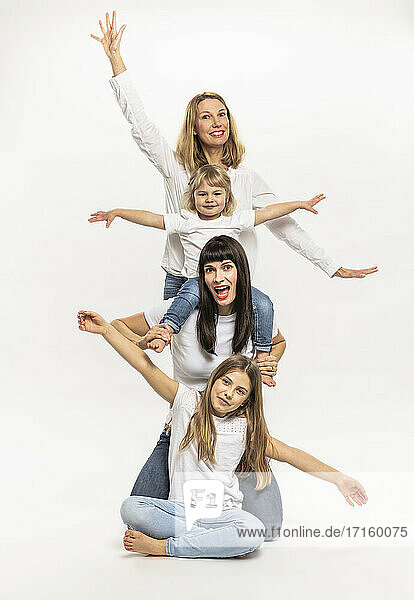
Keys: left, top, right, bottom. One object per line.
{"left": 130, "top": 429, "right": 283, "bottom": 541}
{"left": 163, "top": 272, "right": 188, "bottom": 300}
{"left": 121, "top": 496, "right": 266, "bottom": 558}
{"left": 162, "top": 274, "right": 274, "bottom": 352}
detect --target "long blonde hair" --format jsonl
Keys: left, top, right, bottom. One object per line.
{"left": 179, "top": 355, "right": 271, "bottom": 490}
{"left": 176, "top": 92, "right": 245, "bottom": 172}
{"left": 182, "top": 165, "right": 236, "bottom": 217}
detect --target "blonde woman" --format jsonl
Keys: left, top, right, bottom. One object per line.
{"left": 78, "top": 311, "right": 368, "bottom": 558}
{"left": 91, "top": 10, "right": 378, "bottom": 302}
{"left": 89, "top": 164, "right": 324, "bottom": 385}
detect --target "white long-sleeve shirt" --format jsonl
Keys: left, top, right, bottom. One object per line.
{"left": 109, "top": 71, "right": 339, "bottom": 277}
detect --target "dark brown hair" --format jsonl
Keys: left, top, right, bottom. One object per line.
{"left": 196, "top": 236, "right": 254, "bottom": 355}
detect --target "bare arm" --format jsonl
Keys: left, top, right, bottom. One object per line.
{"left": 254, "top": 195, "right": 324, "bottom": 227}
{"left": 266, "top": 437, "right": 368, "bottom": 507}
{"left": 111, "top": 312, "right": 172, "bottom": 349}
{"left": 89, "top": 209, "right": 165, "bottom": 230}
{"left": 78, "top": 311, "right": 178, "bottom": 403}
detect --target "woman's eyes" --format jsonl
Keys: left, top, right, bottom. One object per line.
{"left": 201, "top": 113, "right": 227, "bottom": 119}
{"left": 204, "top": 267, "right": 214, "bottom": 273}
{"left": 237, "top": 389, "right": 245, "bottom": 396}
{"left": 223, "top": 264, "right": 233, "bottom": 270}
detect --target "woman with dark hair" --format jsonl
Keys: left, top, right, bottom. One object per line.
{"left": 78, "top": 313, "right": 368, "bottom": 558}
{"left": 110, "top": 236, "right": 285, "bottom": 538}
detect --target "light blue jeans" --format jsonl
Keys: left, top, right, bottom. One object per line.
{"left": 162, "top": 274, "right": 274, "bottom": 352}
{"left": 121, "top": 495, "right": 266, "bottom": 558}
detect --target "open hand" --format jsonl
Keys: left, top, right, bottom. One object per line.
{"left": 78, "top": 310, "right": 108, "bottom": 335}
{"left": 301, "top": 194, "right": 326, "bottom": 214}
{"left": 336, "top": 475, "right": 368, "bottom": 507}
{"left": 90, "top": 11, "right": 126, "bottom": 59}
{"left": 89, "top": 210, "right": 118, "bottom": 228}
{"left": 334, "top": 266, "right": 378, "bottom": 279}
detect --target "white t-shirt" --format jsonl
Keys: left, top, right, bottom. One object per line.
{"left": 109, "top": 71, "right": 339, "bottom": 277}
{"left": 145, "top": 300, "right": 279, "bottom": 391}
{"left": 168, "top": 383, "right": 247, "bottom": 508}
{"left": 163, "top": 210, "right": 255, "bottom": 278}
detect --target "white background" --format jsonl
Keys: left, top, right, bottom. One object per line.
{"left": 1, "top": 0, "right": 413, "bottom": 598}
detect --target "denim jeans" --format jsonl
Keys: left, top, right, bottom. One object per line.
{"left": 130, "top": 429, "right": 283, "bottom": 541}
{"left": 121, "top": 495, "right": 266, "bottom": 558}
{"left": 163, "top": 272, "right": 188, "bottom": 300}
{"left": 161, "top": 274, "right": 275, "bottom": 352}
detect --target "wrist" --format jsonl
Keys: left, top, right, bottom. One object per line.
{"left": 101, "top": 322, "right": 112, "bottom": 338}
{"left": 137, "top": 336, "right": 148, "bottom": 350}
{"left": 330, "top": 471, "right": 344, "bottom": 485}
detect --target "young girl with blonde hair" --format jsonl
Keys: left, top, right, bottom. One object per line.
{"left": 78, "top": 309, "right": 367, "bottom": 559}
{"left": 89, "top": 164, "right": 324, "bottom": 385}
{"left": 90, "top": 11, "right": 377, "bottom": 287}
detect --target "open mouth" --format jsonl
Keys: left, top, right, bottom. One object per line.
{"left": 209, "top": 130, "right": 225, "bottom": 138}
{"left": 213, "top": 285, "right": 230, "bottom": 300}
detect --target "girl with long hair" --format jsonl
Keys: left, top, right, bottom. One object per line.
{"left": 88, "top": 164, "right": 324, "bottom": 385}
{"left": 109, "top": 236, "right": 285, "bottom": 538}
{"left": 90, "top": 11, "right": 377, "bottom": 288}
{"left": 78, "top": 311, "right": 367, "bottom": 558}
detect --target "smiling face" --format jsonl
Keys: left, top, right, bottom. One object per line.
{"left": 203, "top": 259, "right": 237, "bottom": 314}
{"left": 194, "top": 183, "right": 227, "bottom": 220}
{"left": 210, "top": 369, "right": 251, "bottom": 417}
{"left": 194, "top": 99, "right": 230, "bottom": 149}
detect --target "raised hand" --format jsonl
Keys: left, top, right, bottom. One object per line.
{"left": 334, "top": 266, "right": 378, "bottom": 279}
{"left": 89, "top": 210, "right": 118, "bottom": 229}
{"left": 78, "top": 310, "right": 109, "bottom": 335}
{"left": 336, "top": 475, "right": 368, "bottom": 507}
{"left": 90, "top": 11, "right": 126, "bottom": 59}
{"left": 301, "top": 194, "right": 326, "bottom": 214}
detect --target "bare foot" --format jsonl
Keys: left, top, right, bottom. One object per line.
{"left": 147, "top": 338, "right": 168, "bottom": 353}
{"left": 261, "top": 374, "right": 276, "bottom": 387}
{"left": 123, "top": 529, "right": 167, "bottom": 556}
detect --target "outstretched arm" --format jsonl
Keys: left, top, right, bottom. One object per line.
{"left": 252, "top": 171, "right": 378, "bottom": 278}
{"left": 266, "top": 436, "right": 368, "bottom": 507}
{"left": 254, "top": 195, "right": 325, "bottom": 226}
{"left": 78, "top": 311, "right": 178, "bottom": 403}
{"left": 111, "top": 312, "right": 172, "bottom": 349}
{"left": 92, "top": 11, "right": 179, "bottom": 184}
{"left": 89, "top": 208, "right": 165, "bottom": 230}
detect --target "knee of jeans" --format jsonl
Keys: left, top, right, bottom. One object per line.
{"left": 252, "top": 287, "right": 274, "bottom": 312}
{"left": 120, "top": 496, "right": 148, "bottom": 527}
{"left": 237, "top": 513, "right": 266, "bottom": 548}
{"left": 263, "top": 510, "right": 283, "bottom": 541}
{"left": 180, "top": 277, "right": 200, "bottom": 297}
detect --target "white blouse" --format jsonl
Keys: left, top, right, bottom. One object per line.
{"left": 109, "top": 71, "right": 339, "bottom": 278}
{"left": 168, "top": 383, "right": 247, "bottom": 508}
